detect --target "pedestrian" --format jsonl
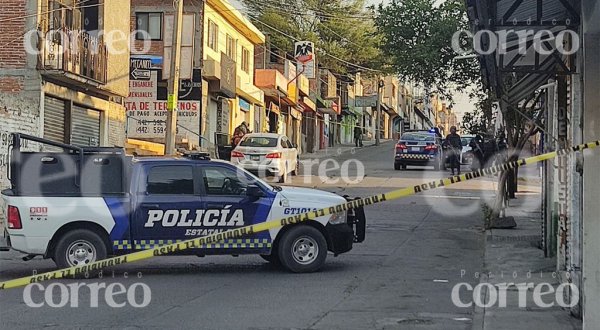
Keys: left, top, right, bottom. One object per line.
{"left": 445, "top": 126, "right": 462, "bottom": 175}
{"left": 231, "top": 121, "right": 250, "bottom": 147}
{"left": 354, "top": 125, "right": 364, "bottom": 147}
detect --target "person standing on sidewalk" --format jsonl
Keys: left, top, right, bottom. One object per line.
{"left": 354, "top": 125, "right": 364, "bottom": 147}
{"left": 445, "top": 126, "right": 462, "bottom": 175}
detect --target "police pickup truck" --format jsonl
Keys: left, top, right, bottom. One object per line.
{"left": 1, "top": 134, "right": 365, "bottom": 273}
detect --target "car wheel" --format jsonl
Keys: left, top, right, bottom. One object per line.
{"left": 402, "top": 164, "right": 407, "bottom": 170}
{"left": 279, "top": 165, "right": 288, "bottom": 183}
{"left": 394, "top": 162, "right": 401, "bottom": 170}
{"left": 53, "top": 229, "right": 107, "bottom": 269}
{"left": 291, "top": 158, "right": 299, "bottom": 176}
{"left": 278, "top": 226, "right": 327, "bottom": 273}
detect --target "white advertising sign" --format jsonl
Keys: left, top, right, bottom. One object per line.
{"left": 125, "top": 71, "right": 200, "bottom": 140}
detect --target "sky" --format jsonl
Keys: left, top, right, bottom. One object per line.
{"left": 228, "top": 0, "right": 475, "bottom": 123}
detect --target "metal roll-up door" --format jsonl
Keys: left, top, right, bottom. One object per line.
{"left": 43, "top": 96, "right": 66, "bottom": 144}
{"left": 71, "top": 105, "right": 101, "bottom": 147}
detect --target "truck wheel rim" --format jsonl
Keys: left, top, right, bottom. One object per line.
{"left": 291, "top": 236, "right": 318, "bottom": 265}
{"left": 66, "top": 240, "right": 97, "bottom": 266}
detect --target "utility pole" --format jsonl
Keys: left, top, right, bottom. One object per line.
{"left": 375, "top": 76, "right": 383, "bottom": 146}
{"left": 165, "top": 0, "right": 185, "bottom": 155}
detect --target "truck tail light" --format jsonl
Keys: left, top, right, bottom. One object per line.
{"left": 7, "top": 206, "right": 22, "bottom": 229}
{"left": 266, "top": 152, "right": 281, "bottom": 159}
{"left": 231, "top": 151, "right": 245, "bottom": 158}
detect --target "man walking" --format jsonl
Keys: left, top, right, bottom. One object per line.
{"left": 445, "top": 126, "right": 462, "bottom": 175}
{"left": 354, "top": 125, "right": 364, "bottom": 147}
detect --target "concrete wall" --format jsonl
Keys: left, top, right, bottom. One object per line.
{"left": 103, "top": 0, "right": 131, "bottom": 98}
{"left": 582, "top": 0, "right": 600, "bottom": 328}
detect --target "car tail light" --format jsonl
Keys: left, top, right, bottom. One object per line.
{"left": 266, "top": 152, "right": 281, "bottom": 159}
{"left": 7, "top": 206, "right": 22, "bottom": 229}
{"left": 231, "top": 151, "right": 245, "bottom": 158}
{"left": 425, "top": 145, "right": 438, "bottom": 151}
{"left": 395, "top": 143, "right": 407, "bottom": 150}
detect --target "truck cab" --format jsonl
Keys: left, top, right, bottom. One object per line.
{"left": 1, "top": 134, "right": 365, "bottom": 273}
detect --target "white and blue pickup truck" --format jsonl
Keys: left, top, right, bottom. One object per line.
{"left": 0, "top": 134, "right": 365, "bottom": 273}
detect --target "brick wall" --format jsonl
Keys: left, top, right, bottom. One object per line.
{"left": 0, "top": 89, "right": 41, "bottom": 190}
{"left": 0, "top": 0, "right": 27, "bottom": 69}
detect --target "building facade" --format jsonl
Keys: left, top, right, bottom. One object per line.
{"left": 128, "top": 0, "right": 264, "bottom": 154}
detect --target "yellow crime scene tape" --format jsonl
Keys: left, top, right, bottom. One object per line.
{"left": 0, "top": 140, "right": 598, "bottom": 290}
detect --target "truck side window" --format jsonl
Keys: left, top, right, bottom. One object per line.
{"left": 203, "top": 167, "right": 251, "bottom": 196}
{"left": 147, "top": 166, "right": 194, "bottom": 195}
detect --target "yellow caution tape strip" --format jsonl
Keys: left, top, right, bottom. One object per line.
{"left": 0, "top": 140, "right": 598, "bottom": 290}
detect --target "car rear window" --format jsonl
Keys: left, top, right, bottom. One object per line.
{"left": 240, "top": 137, "right": 278, "bottom": 147}
{"left": 401, "top": 133, "right": 434, "bottom": 142}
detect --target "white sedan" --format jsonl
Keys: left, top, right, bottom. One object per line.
{"left": 230, "top": 133, "right": 299, "bottom": 183}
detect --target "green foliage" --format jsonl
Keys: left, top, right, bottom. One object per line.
{"left": 241, "top": 0, "right": 384, "bottom": 74}
{"left": 374, "top": 0, "right": 479, "bottom": 93}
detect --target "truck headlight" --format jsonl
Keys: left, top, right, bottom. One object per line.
{"left": 328, "top": 211, "right": 347, "bottom": 225}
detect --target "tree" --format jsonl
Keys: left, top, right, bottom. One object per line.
{"left": 241, "top": 0, "right": 384, "bottom": 73}
{"left": 461, "top": 90, "right": 495, "bottom": 134}
{"left": 374, "top": 0, "right": 479, "bottom": 97}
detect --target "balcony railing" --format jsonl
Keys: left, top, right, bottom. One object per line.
{"left": 40, "top": 26, "right": 108, "bottom": 84}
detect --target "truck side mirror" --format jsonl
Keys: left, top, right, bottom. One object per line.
{"left": 246, "top": 185, "right": 265, "bottom": 198}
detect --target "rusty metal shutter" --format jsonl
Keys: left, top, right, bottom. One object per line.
{"left": 71, "top": 105, "right": 101, "bottom": 147}
{"left": 43, "top": 95, "right": 66, "bottom": 144}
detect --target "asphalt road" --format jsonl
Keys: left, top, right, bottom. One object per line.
{"left": 0, "top": 141, "right": 493, "bottom": 330}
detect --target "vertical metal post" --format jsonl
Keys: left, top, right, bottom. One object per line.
{"left": 165, "top": 0, "right": 184, "bottom": 155}
{"left": 375, "top": 76, "right": 382, "bottom": 146}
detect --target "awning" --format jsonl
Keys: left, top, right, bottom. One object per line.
{"left": 316, "top": 95, "right": 341, "bottom": 115}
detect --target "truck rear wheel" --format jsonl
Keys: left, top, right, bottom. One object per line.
{"left": 53, "top": 229, "right": 107, "bottom": 269}
{"left": 278, "top": 226, "right": 327, "bottom": 273}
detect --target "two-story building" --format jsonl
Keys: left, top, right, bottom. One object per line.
{"left": 0, "top": 0, "right": 130, "bottom": 189}
{"left": 128, "top": 0, "right": 264, "bottom": 154}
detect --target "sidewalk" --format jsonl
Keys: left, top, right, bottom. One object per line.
{"left": 299, "top": 139, "right": 392, "bottom": 160}
{"left": 473, "top": 192, "right": 582, "bottom": 330}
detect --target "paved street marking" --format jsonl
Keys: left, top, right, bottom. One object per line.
{"left": 0, "top": 140, "right": 598, "bottom": 290}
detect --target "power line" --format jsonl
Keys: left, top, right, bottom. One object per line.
{"left": 252, "top": 18, "right": 381, "bottom": 73}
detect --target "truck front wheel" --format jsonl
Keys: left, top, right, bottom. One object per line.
{"left": 53, "top": 229, "right": 107, "bottom": 269}
{"left": 278, "top": 226, "right": 327, "bottom": 273}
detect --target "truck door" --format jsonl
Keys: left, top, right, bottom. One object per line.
{"left": 131, "top": 164, "right": 203, "bottom": 248}
{"left": 198, "top": 165, "right": 274, "bottom": 253}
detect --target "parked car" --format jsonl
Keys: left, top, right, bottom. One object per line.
{"left": 230, "top": 133, "right": 299, "bottom": 183}
{"left": 394, "top": 130, "right": 444, "bottom": 171}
